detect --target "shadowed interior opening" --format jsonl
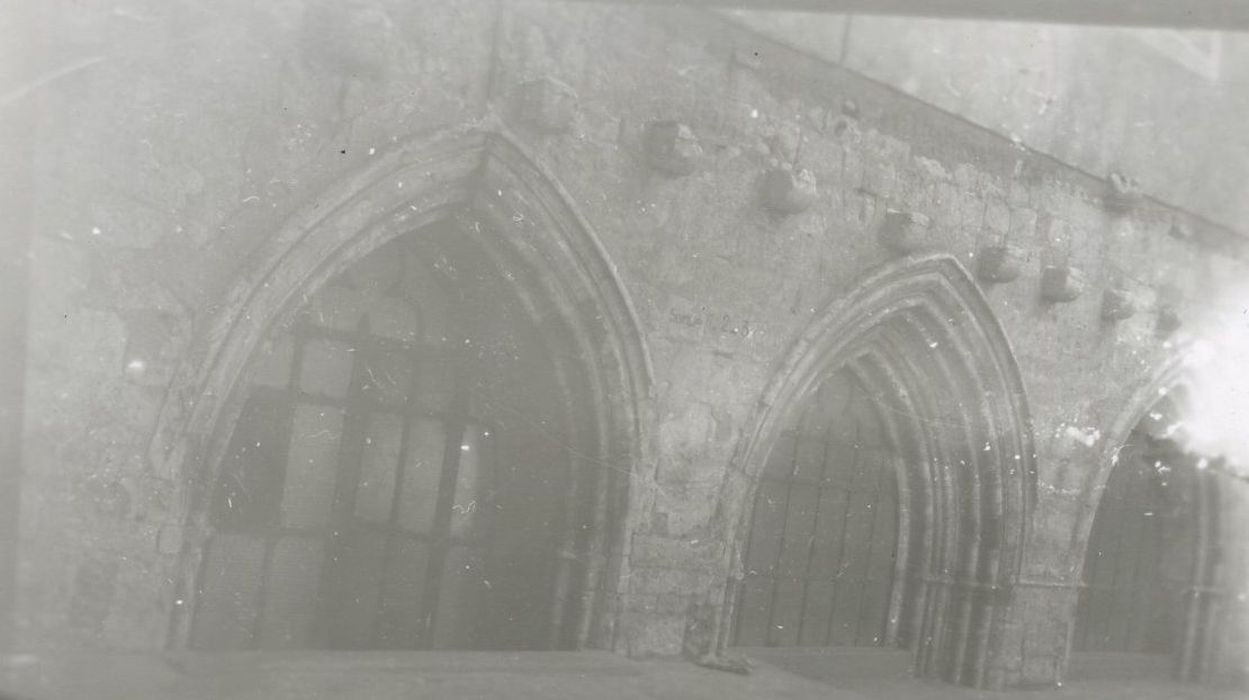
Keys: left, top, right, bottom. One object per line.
{"left": 734, "top": 367, "right": 901, "bottom": 649}
{"left": 189, "top": 220, "right": 601, "bottom": 651}
{"left": 1073, "top": 388, "right": 1226, "bottom": 681}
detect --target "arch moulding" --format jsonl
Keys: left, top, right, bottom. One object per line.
{"left": 1065, "top": 348, "right": 1234, "bottom": 683}
{"left": 147, "top": 125, "right": 654, "bottom": 651}
{"left": 712, "top": 254, "right": 1037, "bottom": 689}
{"left": 1070, "top": 351, "right": 1189, "bottom": 565}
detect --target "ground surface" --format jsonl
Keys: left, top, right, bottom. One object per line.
{"left": 0, "top": 649, "right": 1244, "bottom": 699}
{"left": 743, "top": 647, "right": 1249, "bottom": 700}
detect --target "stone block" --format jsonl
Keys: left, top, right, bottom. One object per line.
{"left": 628, "top": 566, "right": 706, "bottom": 596}
{"left": 617, "top": 611, "right": 685, "bottom": 657}
{"left": 1104, "top": 171, "right": 1143, "bottom": 214}
{"left": 1100, "top": 288, "right": 1136, "bottom": 321}
{"left": 759, "top": 167, "right": 817, "bottom": 215}
{"left": 643, "top": 121, "right": 702, "bottom": 176}
{"left": 1040, "top": 264, "right": 1084, "bottom": 303}
{"left": 630, "top": 534, "right": 719, "bottom": 569}
{"left": 978, "top": 245, "right": 1027, "bottom": 283}
{"left": 1020, "top": 655, "right": 1062, "bottom": 688}
{"left": 878, "top": 209, "right": 930, "bottom": 254}
{"left": 1169, "top": 217, "right": 1195, "bottom": 241}
{"left": 655, "top": 592, "right": 691, "bottom": 615}
{"left": 1156, "top": 304, "right": 1182, "bottom": 336}
{"left": 841, "top": 98, "right": 860, "bottom": 119}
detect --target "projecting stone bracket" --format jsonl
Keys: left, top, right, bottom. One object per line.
{"left": 643, "top": 121, "right": 703, "bottom": 176}
{"left": 878, "top": 209, "right": 930, "bottom": 254}
{"left": 1169, "top": 217, "right": 1195, "bottom": 241}
{"left": 1104, "top": 171, "right": 1143, "bottom": 214}
{"left": 1100, "top": 288, "right": 1136, "bottom": 322}
{"left": 1040, "top": 264, "right": 1085, "bottom": 303}
{"left": 977, "top": 245, "right": 1026, "bottom": 283}
{"left": 841, "top": 98, "right": 860, "bottom": 119}
{"left": 759, "top": 167, "right": 817, "bottom": 216}
{"left": 1156, "top": 305, "right": 1182, "bottom": 336}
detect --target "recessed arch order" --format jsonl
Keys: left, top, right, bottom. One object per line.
{"left": 148, "top": 126, "right": 653, "bottom": 652}
{"left": 1072, "top": 355, "right": 1234, "bottom": 683}
{"left": 718, "top": 255, "right": 1037, "bottom": 689}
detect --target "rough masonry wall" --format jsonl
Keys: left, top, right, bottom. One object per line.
{"left": 18, "top": 0, "right": 1249, "bottom": 687}
{"left": 20, "top": 0, "right": 495, "bottom": 650}
{"left": 729, "top": 10, "right": 1249, "bottom": 234}
{"left": 491, "top": 5, "right": 1249, "bottom": 681}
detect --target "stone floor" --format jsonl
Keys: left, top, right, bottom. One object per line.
{"left": 742, "top": 647, "right": 1249, "bottom": 700}
{"left": 0, "top": 649, "right": 1244, "bottom": 699}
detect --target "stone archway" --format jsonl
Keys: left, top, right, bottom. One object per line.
{"left": 150, "top": 128, "right": 652, "bottom": 652}
{"left": 716, "top": 255, "right": 1036, "bottom": 690}
{"left": 1069, "top": 361, "right": 1235, "bottom": 684}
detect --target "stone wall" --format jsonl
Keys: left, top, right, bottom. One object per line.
{"left": 728, "top": 10, "right": 1249, "bottom": 233}
{"left": 16, "top": 0, "right": 1249, "bottom": 689}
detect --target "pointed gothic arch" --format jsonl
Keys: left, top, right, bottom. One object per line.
{"left": 719, "top": 254, "right": 1036, "bottom": 689}
{"left": 149, "top": 128, "right": 652, "bottom": 652}
{"left": 1071, "top": 357, "right": 1236, "bottom": 684}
